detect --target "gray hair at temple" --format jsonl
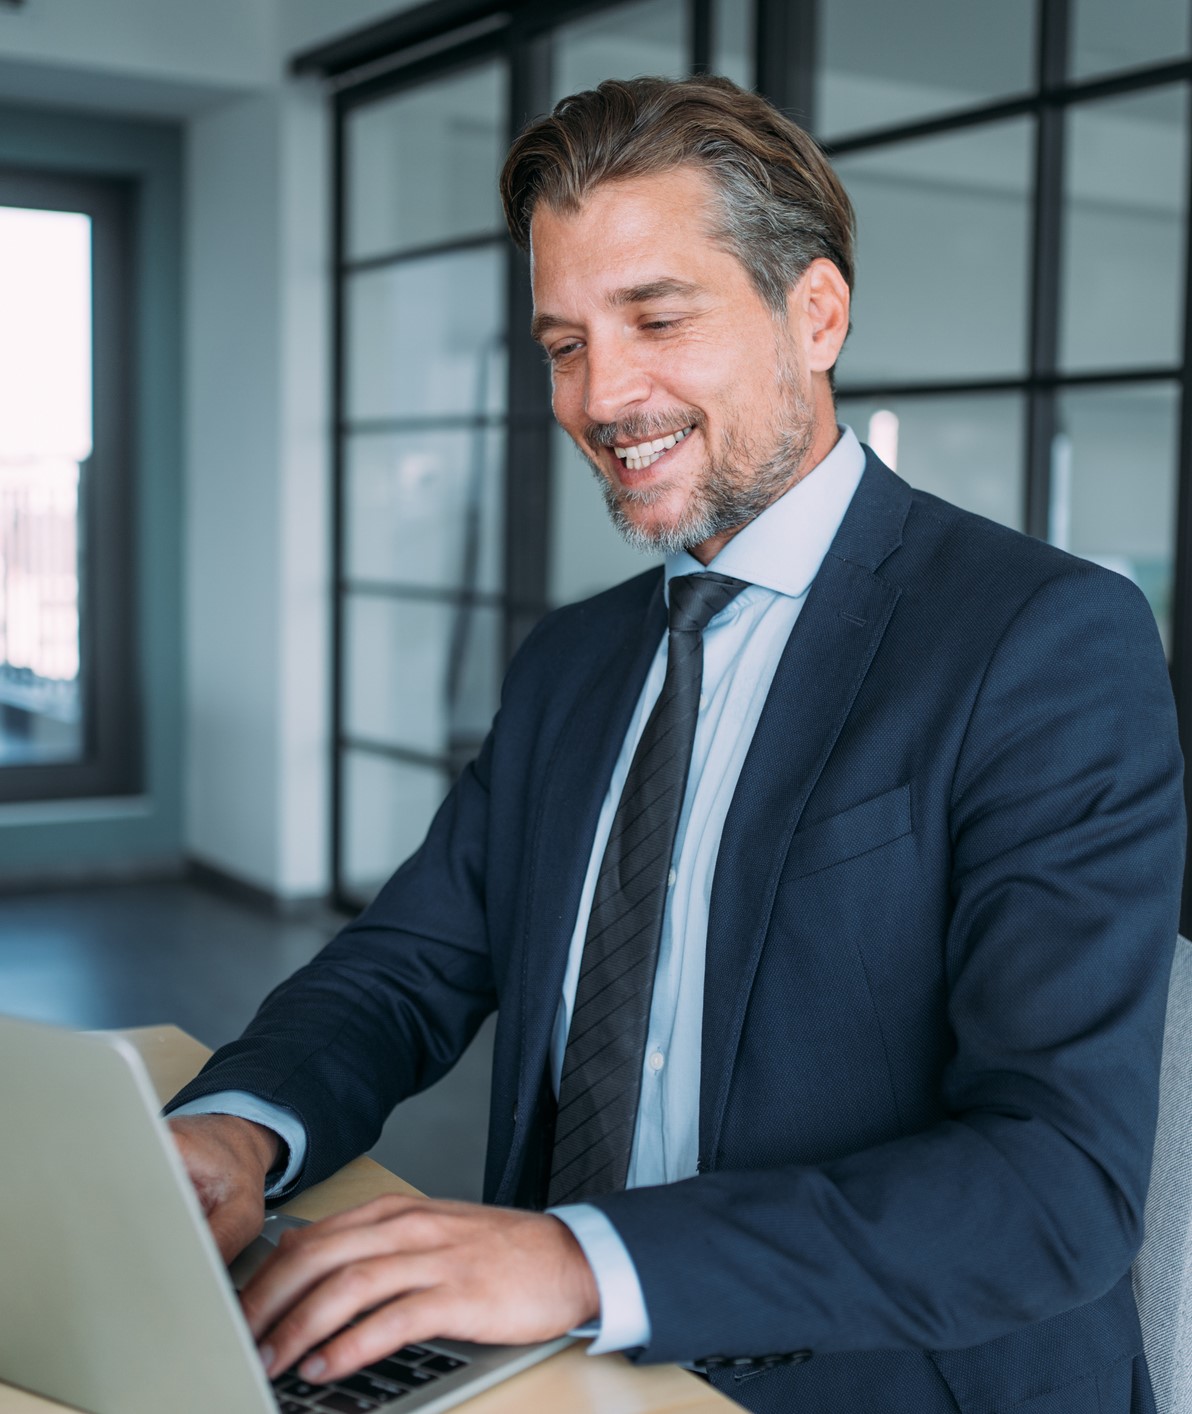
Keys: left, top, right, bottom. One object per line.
{"left": 499, "top": 74, "right": 856, "bottom": 329}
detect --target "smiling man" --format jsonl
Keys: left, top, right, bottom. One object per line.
{"left": 166, "top": 77, "right": 1184, "bottom": 1414}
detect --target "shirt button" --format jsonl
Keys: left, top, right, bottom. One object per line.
{"left": 667, "top": 867, "right": 677, "bottom": 887}
{"left": 699, "top": 693, "right": 707, "bottom": 710}
{"left": 649, "top": 1051, "right": 665, "bottom": 1072}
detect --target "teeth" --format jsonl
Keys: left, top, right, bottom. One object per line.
{"left": 612, "top": 426, "right": 693, "bottom": 462}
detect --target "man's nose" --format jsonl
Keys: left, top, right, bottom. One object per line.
{"left": 583, "top": 339, "right": 651, "bottom": 424}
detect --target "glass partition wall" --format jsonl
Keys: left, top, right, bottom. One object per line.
{"left": 320, "top": 0, "right": 1192, "bottom": 917}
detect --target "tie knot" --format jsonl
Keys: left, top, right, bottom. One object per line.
{"left": 667, "top": 572, "right": 749, "bottom": 634}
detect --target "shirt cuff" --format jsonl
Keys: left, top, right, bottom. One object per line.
{"left": 548, "top": 1203, "right": 651, "bottom": 1354}
{"left": 168, "top": 1090, "right": 308, "bottom": 1198}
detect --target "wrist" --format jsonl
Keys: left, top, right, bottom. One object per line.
{"left": 554, "top": 1218, "right": 601, "bottom": 1325}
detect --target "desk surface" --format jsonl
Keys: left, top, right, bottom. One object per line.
{"left": 0, "top": 1025, "right": 731, "bottom": 1414}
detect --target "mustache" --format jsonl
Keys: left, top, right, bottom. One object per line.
{"left": 583, "top": 409, "right": 702, "bottom": 447}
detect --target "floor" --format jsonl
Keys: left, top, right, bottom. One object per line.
{"left": 0, "top": 879, "right": 495, "bottom": 1200}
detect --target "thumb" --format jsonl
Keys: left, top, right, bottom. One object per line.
{"left": 205, "top": 1193, "right": 261, "bottom": 1265}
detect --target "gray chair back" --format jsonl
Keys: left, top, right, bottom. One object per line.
{"left": 1134, "top": 935, "right": 1192, "bottom": 1414}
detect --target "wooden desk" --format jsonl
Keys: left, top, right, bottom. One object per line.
{"left": 0, "top": 1026, "right": 732, "bottom": 1414}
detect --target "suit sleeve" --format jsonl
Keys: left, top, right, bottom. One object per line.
{"left": 591, "top": 568, "right": 1186, "bottom": 1364}
{"left": 163, "top": 726, "right": 500, "bottom": 1193}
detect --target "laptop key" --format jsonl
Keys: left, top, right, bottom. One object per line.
{"left": 309, "top": 1393, "right": 377, "bottom": 1413}
{"left": 421, "top": 1355, "right": 466, "bottom": 1375}
{"left": 340, "top": 1373, "right": 405, "bottom": 1401}
{"left": 277, "top": 1401, "right": 311, "bottom": 1413}
{"left": 394, "top": 1345, "right": 434, "bottom": 1361}
{"left": 374, "top": 1359, "right": 437, "bottom": 1387}
{"left": 281, "top": 1378, "right": 325, "bottom": 1398}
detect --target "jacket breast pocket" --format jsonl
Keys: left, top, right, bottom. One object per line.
{"left": 783, "top": 782, "right": 913, "bottom": 880}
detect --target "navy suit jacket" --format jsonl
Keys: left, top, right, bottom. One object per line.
{"left": 170, "top": 453, "right": 1186, "bottom": 1414}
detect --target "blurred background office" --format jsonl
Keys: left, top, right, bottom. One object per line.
{"left": 1, "top": 0, "right": 1191, "bottom": 1196}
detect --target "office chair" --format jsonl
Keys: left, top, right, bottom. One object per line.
{"left": 1133, "top": 934, "right": 1192, "bottom": 1414}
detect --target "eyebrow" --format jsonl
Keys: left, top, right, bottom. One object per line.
{"left": 530, "top": 278, "right": 705, "bottom": 344}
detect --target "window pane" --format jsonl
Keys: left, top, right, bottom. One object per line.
{"left": 1060, "top": 87, "right": 1188, "bottom": 374}
{"left": 346, "top": 62, "right": 508, "bottom": 261}
{"left": 548, "top": 423, "right": 662, "bottom": 605}
{"left": 346, "top": 429, "right": 503, "bottom": 595}
{"left": 345, "top": 596, "right": 501, "bottom": 759}
{"left": 835, "top": 395, "right": 1026, "bottom": 530}
{"left": 346, "top": 245, "right": 507, "bottom": 422}
{"left": 1050, "top": 382, "right": 1177, "bottom": 652}
{"left": 552, "top": 0, "right": 686, "bottom": 102}
{"left": 817, "top": 0, "right": 1035, "bottom": 140}
{"left": 342, "top": 751, "right": 449, "bottom": 901}
{"left": 836, "top": 120, "right": 1033, "bottom": 384}
{"left": 1071, "top": 0, "right": 1190, "bottom": 80}
{"left": 713, "top": 0, "right": 754, "bottom": 88}
{"left": 0, "top": 206, "right": 89, "bottom": 767}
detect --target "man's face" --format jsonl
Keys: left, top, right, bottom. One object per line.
{"left": 530, "top": 165, "right": 824, "bottom": 559}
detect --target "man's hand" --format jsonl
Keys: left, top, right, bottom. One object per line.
{"left": 240, "top": 1195, "right": 600, "bottom": 1384}
{"left": 167, "top": 1113, "right": 280, "bottom": 1263}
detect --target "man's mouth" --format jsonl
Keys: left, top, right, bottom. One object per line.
{"left": 612, "top": 425, "right": 694, "bottom": 471}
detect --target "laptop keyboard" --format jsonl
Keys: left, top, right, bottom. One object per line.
{"left": 273, "top": 1345, "right": 469, "bottom": 1411}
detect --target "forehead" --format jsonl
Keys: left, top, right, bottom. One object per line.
{"left": 529, "top": 166, "right": 742, "bottom": 308}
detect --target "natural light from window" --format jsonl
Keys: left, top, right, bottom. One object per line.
{"left": 0, "top": 205, "right": 90, "bottom": 694}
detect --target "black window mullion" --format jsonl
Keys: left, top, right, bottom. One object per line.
{"left": 1023, "top": 0, "right": 1070, "bottom": 541}
{"left": 1170, "top": 77, "right": 1192, "bottom": 934}
{"left": 755, "top": 0, "right": 816, "bottom": 129}
{"left": 691, "top": 0, "right": 713, "bottom": 73}
{"left": 503, "top": 20, "right": 554, "bottom": 664}
{"left": 331, "top": 95, "right": 351, "bottom": 906}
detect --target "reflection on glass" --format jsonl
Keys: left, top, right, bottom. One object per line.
{"left": 548, "top": 423, "right": 663, "bottom": 605}
{"left": 347, "top": 245, "right": 507, "bottom": 422}
{"left": 347, "top": 62, "right": 508, "bottom": 261}
{"left": 0, "top": 206, "right": 90, "bottom": 767}
{"left": 713, "top": 0, "right": 753, "bottom": 88}
{"left": 817, "top": 0, "right": 1034, "bottom": 139}
{"left": 1051, "top": 382, "right": 1177, "bottom": 652}
{"left": 836, "top": 395, "right": 1026, "bottom": 530}
{"left": 1071, "top": 0, "right": 1190, "bottom": 80}
{"left": 1060, "top": 87, "right": 1188, "bottom": 374}
{"left": 552, "top": 0, "right": 686, "bottom": 101}
{"left": 836, "top": 120, "right": 1033, "bottom": 384}
{"left": 346, "top": 430, "right": 503, "bottom": 594}
{"left": 345, "top": 597, "right": 502, "bottom": 758}
{"left": 343, "top": 750, "right": 450, "bottom": 900}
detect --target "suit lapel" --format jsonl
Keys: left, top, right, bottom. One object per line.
{"left": 700, "top": 454, "right": 911, "bottom": 1162}
{"left": 502, "top": 575, "right": 667, "bottom": 1189}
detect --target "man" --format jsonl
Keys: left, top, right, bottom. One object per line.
{"left": 166, "top": 76, "right": 1185, "bottom": 1413}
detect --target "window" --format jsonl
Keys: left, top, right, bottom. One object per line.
{"left": 0, "top": 169, "right": 137, "bottom": 802}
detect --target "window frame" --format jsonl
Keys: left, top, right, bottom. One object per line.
{"left": 0, "top": 167, "right": 139, "bottom": 804}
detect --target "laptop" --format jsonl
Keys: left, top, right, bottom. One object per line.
{"left": 0, "top": 1015, "right": 572, "bottom": 1414}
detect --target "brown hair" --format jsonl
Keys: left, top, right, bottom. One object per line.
{"left": 500, "top": 74, "right": 856, "bottom": 318}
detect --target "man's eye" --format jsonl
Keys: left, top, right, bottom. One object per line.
{"left": 548, "top": 341, "right": 582, "bottom": 362}
{"left": 642, "top": 318, "right": 684, "bottom": 333}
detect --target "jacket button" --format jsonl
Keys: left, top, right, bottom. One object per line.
{"left": 512, "top": 1103, "right": 519, "bottom": 1124}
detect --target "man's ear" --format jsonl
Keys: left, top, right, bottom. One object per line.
{"left": 787, "top": 258, "right": 851, "bottom": 375}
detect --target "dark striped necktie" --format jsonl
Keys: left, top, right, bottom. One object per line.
{"left": 547, "top": 571, "right": 749, "bottom": 1206}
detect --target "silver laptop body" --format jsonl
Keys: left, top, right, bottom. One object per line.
{"left": 0, "top": 1016, "right": 570, "bottom": 1414}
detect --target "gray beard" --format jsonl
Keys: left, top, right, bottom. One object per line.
{"left": 586, "top": 390, "right": 817, "bottom": 557}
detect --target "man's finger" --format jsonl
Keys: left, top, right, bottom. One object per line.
{"left": 298, "top": 1288, "right": 452, "bottom": 1385}
{"left": 258, "top": 1254, "right": 438, "bottom": 1379}
{"left": 242, "top": 1222, "right": 428, "bottom": 1341}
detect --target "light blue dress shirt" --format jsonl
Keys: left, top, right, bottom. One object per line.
{"left": 175, "top": 427, "right": 867, "bottom": 1355}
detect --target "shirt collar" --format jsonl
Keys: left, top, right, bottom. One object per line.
{"left": 664, "top": 424, "right": 867, "bottom": 602}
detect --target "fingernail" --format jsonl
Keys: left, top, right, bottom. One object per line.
{"left": 258, "top": 1345, "right": 274, "bottom": 1371}
{"left": 300, "top": 1356, "right": 326, "bottom": 1381}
